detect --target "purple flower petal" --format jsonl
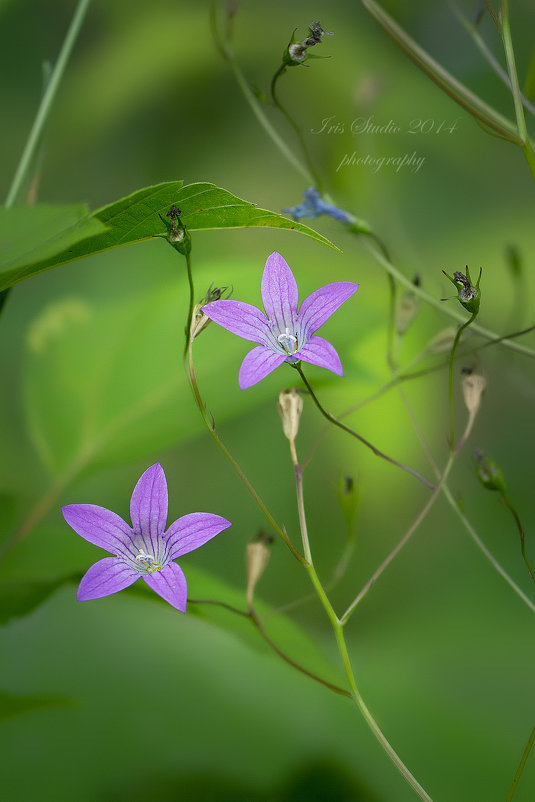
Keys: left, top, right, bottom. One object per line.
{"left": 130, "top": 463, "right": 168, "bottom": 557}
{"left": 238, "top": 346, "right": 287, "bottom": 389}
{"left": 299, "top": 281, "right": 359, "bottom": 336}
{"left": 62, "top": 504, "right": 136, "bottom": 560}
{"left": 165, "top": 513, "right": 232, "bottom": 560}
{"left": 77, "top": 557, "right": 139, "bottom": 601}
{"left": 143, "top": 561, "right": 187, "bottom": 613}
{"left": 202, "top": 300, "right": 269, "bottom": 344}
{"left": 296, "top": 335, "right": 344, "bottom": 376}
{"left": 261, "top": 252, "right": 299, "bottom": 332}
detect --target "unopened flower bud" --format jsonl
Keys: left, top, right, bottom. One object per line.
{"left": 462, "top": 372, "right": 486, "bottom": 415}
{"left": 473, "top": 449, "right": 506, "bottom": 494}
{"left": 395, "top": 275, "right": 420, "bottom": 336}
{"left": 278, "top": 388, "right": 303, "bottom": 441}
{"left": 284, "top": 22, "right": 333, "bottom": 66}
{"left": 191, "top": 285, "right": 231, "bottom": 340}
{"left": 246, "top": 533, "right": 273, "bottom": 606}
{"left": 442, "top": 265, "right": 482, "bottom": 315}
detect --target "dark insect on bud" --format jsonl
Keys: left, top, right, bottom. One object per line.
{"left": 442, "top": 265, "right": 482, "bottom": 314}
{"left": 159, "top": 205, "right": 191, "bottom": 255}
{"left": 284, "top": 21, "right": 333, "bottom": 65}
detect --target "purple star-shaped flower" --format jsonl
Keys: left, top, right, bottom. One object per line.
{"left": 62, "top": 463, "right": 231, "bottom": 612}
{"left": 202, "top": 251, "right": 359, "bottom": 389}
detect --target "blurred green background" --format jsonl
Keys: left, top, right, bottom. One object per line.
{"left": 1, "top": 0, "right": 535, "bottom": 800}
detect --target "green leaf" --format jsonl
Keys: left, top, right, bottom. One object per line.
{"left": 0, "top": 204, "right": 107, "bottom": 293}
{"left": 0, "top": 574, "right": 78, "bottom": 626}
{"left": 23, "top": 283, "right": 188, "bottom": 476}
{"left": 0, "top": 691, "right": 75, "bottom": 722}
{"left": 6, "top": 182, "right": 339, "bottom": 291}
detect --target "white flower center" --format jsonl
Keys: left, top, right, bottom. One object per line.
{"left": 135, "top": 548, "right": 162, "bottom": 573}
{"left": 277, "top": 327, "right": 298, "bottom": 355}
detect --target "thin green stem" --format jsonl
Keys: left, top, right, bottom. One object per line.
{"left": 506, "top": 723, "right": 535, "bottom": 802}
{"left": 291, "top": 440, "right": 433, "bottom": 800}
{"left": 332, "top": 621, "right": 433, "bottom": 802}
{"left": 501, "top": 494, "right": 535, "bottom": 584}
{"left": 270, "top": 67, "right": 324, "bottom": 191}
{"left": 295, "top": 364, "right": 434, "bottom": 490}
{"left": 261, "top": 521, "right": 357, "bottom": 621}
{"left": 501, "top": 0, "right": 535, "bottom": 180}
{"left": 5, "top": 0, "right": 92, "bottom": 208}
{"left": 294, "top": 463, "right": 312, "bottom": 564}
{"left": 341, "top": 454, "right": 454, "bottom": 625}
{"left": 184, "top": 249, "right": 195, "bottom": 357}
{"left": 448, "top": 311, "right": 477, "bottom": 452}
{"left": 441, "top": 482, "right": 535, "bottom": 614}
{"left": 230, "top": 57, "right": 312, "bottom": 183}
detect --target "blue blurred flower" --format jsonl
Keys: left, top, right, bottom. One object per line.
{"left": 283, "top": 187, "right": 354, "bottom": 224}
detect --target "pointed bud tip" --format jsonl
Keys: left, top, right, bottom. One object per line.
{"left": 191, "top": 285, "right": 232, "bottom": 340}
{"left": 442, "top": 266, "right": 482, "bottom": 314}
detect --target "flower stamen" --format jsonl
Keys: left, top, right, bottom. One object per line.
{"left": 135, "top": 548, "right": 162, "bottom": 573}
{"left": 277, "top": 327, "right": 298, "bottom": 354}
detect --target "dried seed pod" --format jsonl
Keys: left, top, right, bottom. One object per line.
{"left": 278, "top": 388, "right": 303, "bottom": 441}
{"left": 462, "top": 373, "right": 486, "bottom": 415}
